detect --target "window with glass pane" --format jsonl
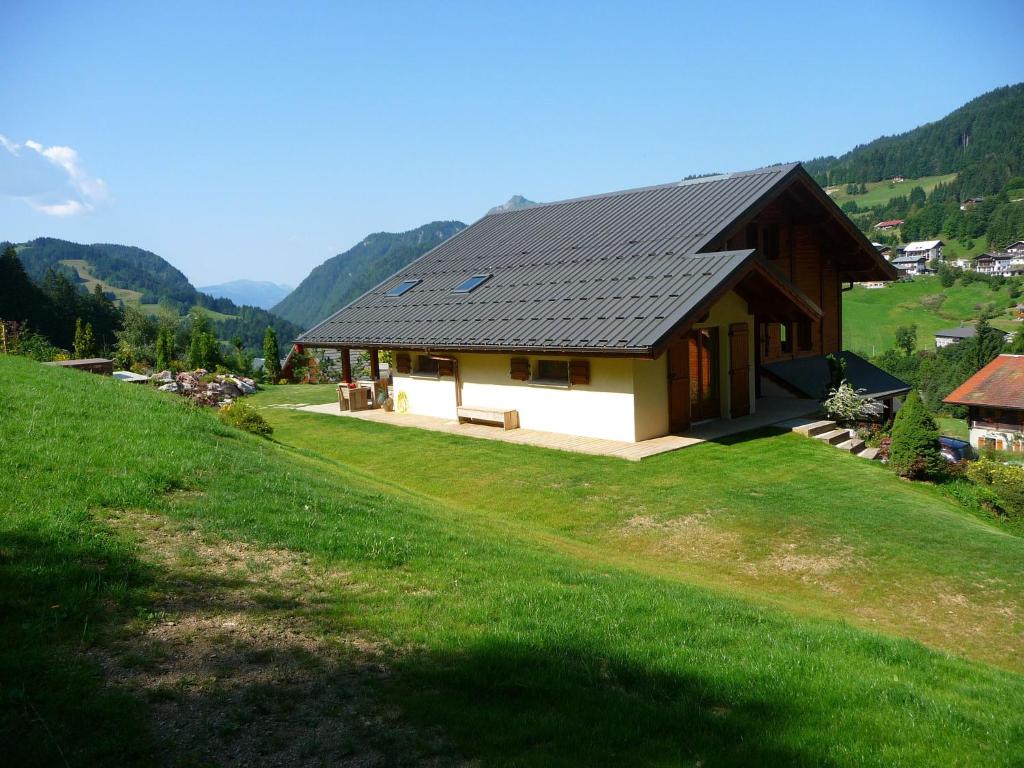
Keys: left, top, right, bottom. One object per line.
{"left": 534, "top": 359, "right": 569, "bottom": 385}
{"left": 386, "top": 279, "right": 420, "bottom": 297}
{"left": 453, "top": 274, "right": 491, "bottom": 293}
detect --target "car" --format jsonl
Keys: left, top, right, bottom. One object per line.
{"left": 939, "top": 436, "right": 973, "bottom": 463}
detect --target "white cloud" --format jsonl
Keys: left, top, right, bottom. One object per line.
{"left": 0, "top": 134, "right": 109, "bottom": 216}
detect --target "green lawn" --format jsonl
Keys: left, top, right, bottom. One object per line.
{"left": 937, "top": 417, "right": 970, "bottom": 440}
{"left": 4, "top": 357, "right": 1024, "bottom": 766}
{"left": 843, "top": 275, "right": 1018, "bottom": 355}
{"left": 827, "top": 173, "right": 958, "bottom": 209}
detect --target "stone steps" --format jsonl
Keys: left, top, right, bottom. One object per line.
{"left": 837, "top": 436, "right": 866, "bottom": 453}
{"left": 816, "top": 428, "right": 853, "bottom": 446}
{"left": 789, "top": 419, "right": 837, "bottom": 438}
{"left": 784, "top": 417, "right": 883, "bottom": 461}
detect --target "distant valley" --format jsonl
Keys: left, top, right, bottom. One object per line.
{"left": 198, "top": 279, "right": 292, "bottom": 310}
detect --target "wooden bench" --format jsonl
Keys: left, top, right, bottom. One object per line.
{"left": 457, "top": 405, "right": 520, "bottom": 430}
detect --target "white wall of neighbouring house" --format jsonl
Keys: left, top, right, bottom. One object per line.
{"left": 388, "top": 352, "right": 652, "bottom": 442}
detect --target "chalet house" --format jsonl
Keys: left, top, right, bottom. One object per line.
{"left": 891, "top": 253, "right": 928, "bottom": 276}
{"left": 874, "top": 219, "right": 904, "bottom": 231}
{"left": 1006, "top": 240, "right": 1024, "bottom": 255}
{"left": 960, "top": 197, "right": 985, "bottom": 211}
{"left": 297, "top": 163, "right": 899, "bottom": 443}
{"left": 935, "top": 325, "right": 1014, "bottom": 348}
{"left": 972, "top": 252, "right": 1024, "bottom": 276}
{"left": 944, "top": 355, "right": 1024, "bottom": 453}
{"left": 891, "top": 175, "right": 905, "bottom": 183}
{"left": 902, "top": 240, "right": 944, "bottom": 261}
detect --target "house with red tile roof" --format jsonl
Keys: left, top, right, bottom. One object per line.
{"left": 944, "top": 355, "right": 1024, "bottom": 453}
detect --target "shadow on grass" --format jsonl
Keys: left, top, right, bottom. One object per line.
{"left": 0, "top": 527, "right": 156, "bottom": 767}
{"left": 389, "top": 637, "right": 829, "bottom": 767}
{"left": 2, "top": 523, "right": 833, "bottom": 767}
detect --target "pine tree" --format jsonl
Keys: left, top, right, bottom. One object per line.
{"left": 73, "top": 318, "right": 96, "bottom": 358}
{"left": 156, "top": 327, "right": 175, "bottom": 371}
{"left": 263, "top": 326, "right": 281, "bottom": 383}
{"left": 889, "top": 389, "right": 944, "bottom": 479}
{"left": 974, "top": 319, "right": 1007, "bottom": 370}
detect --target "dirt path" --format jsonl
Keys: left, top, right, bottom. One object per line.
{"left": 94, "top": 510, "right": 461, "bottom": 767}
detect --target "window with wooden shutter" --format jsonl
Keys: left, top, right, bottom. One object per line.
{"left": 569, "top": 359, "right": 590, "bottom": 386}
{"left": 437, "top": 358, "right": 454, "bottom": 377}
{"left": 510, "top": 357, "right": 530, "bottom": 381}
{"left": 414, "top": 355, "right": 439, "bottom": 376}
{"left": 395, "top": 353, "right": 411, "bottom": 374}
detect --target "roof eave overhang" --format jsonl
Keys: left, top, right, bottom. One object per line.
{"left": 648, "top": 252, "right": 822, "bottom": 357}
{"left": 293, "top": 339, "right": 660, "bottom": 358}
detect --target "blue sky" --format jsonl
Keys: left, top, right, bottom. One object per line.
{"left": 2, "top": 1, "right": 1022, "bottom": 286}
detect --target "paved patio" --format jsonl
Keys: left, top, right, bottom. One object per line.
{"left": 282, "top": 396, "right": 820, "bottom": 461}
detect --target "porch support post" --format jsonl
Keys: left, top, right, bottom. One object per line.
{"left": 341, "top": 347, "right": 352, "bottom": 383}
{"left": 369, "top": 348, "right": 381, "bottom": 380}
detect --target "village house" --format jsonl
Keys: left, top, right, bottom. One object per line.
{"left": 1006, "top": 240, "right": 1024, "bottom": 255}
{"left": 972, "top": 252, "right": 1024, "bottom": 276}
{"left": 874, "top": 219, "right": 904, "bottom": 231}
{"left": 902, "top": 239, "right": 944, "bottom": 261}
{"left": 959, "top": 197, "right": 985, "bottom": 211}
{"left": 935, "top": 325, "right": 1014, "bottom": 348}
{"left": 296, "top": 163, "right": 900, "bottom": 443}
{"left": 891, "top": 253, "right": 928, "bottom": 276}
{"left": 944, "top": 354, "right": 1024, "bottom": 453}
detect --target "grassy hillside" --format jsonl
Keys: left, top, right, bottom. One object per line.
{"left": 4, "top": 356, "right": 1024, "bottom": 766}
{"left": 273, "top": 221, "right": 465, "bottom": 328}
{"left": 827, "top": 172, "right": 957, "bottom": 209}
{"left": 843, "top": 275, "right": 1019, "bottom": 355}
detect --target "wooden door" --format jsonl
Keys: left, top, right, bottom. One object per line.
{"left": 667, "top": 336, "right": 690, "bottom": 433}
{"left": 689, "top": 328, "right": 720, "bottom": 422}
{"left": 729, "top": 322, "right": 750, "bottom": 417}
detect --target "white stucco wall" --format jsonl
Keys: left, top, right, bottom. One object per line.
{"left": 632, "top": 355, "right": 669, "bottom": 441}
{"left": 390, "top": 352, "right": 644, "bottom": 442}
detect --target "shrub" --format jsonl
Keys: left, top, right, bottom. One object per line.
{"left": 217, "top": 401, "right": 273, "bottom": 437}
{"left": 966, "top": 459, "right": 1024, "bottom": 518}
{"left": 823, "top": 381, "right": 883, "bottom": 424}
{"left": 888, "top": 389, "right": 944, "bottom": 480}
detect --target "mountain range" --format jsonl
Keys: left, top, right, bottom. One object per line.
{"left": 198, "top": 279, "right": 292, "bottom": 310}
{"left": 271, "top": 221, "right": 468, "bottom": 329}
{"left": 8, "top": 237, "right": 302, "bottom": 352}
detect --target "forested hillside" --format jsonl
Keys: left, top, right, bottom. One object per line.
{"left": 3, "top": 238, "right": 302, "bottom": 354}
{"left": 800, "top": 84, "right": 1024, "bottom": 258}
{"left": 806, "top": 83, "right": 1024, "bottom": 197}
{"left": 273, "top": 221, "right": 465, "bottom": 328}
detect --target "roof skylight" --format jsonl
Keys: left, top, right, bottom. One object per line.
{"left": 385, "top": 279, "right": 421, "bottom": 297}
{"left": 453, "top": 274, "right": 491, "bottom": 294}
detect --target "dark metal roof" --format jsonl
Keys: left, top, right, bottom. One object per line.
{"left": 763, "top": 351, "right": 911, "bottom": 400}
{"left": 935, "top": 326, "right": 977, "bottom": 339}
{"left": 299, "top": 163, "right": 880, "bottom": 354}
